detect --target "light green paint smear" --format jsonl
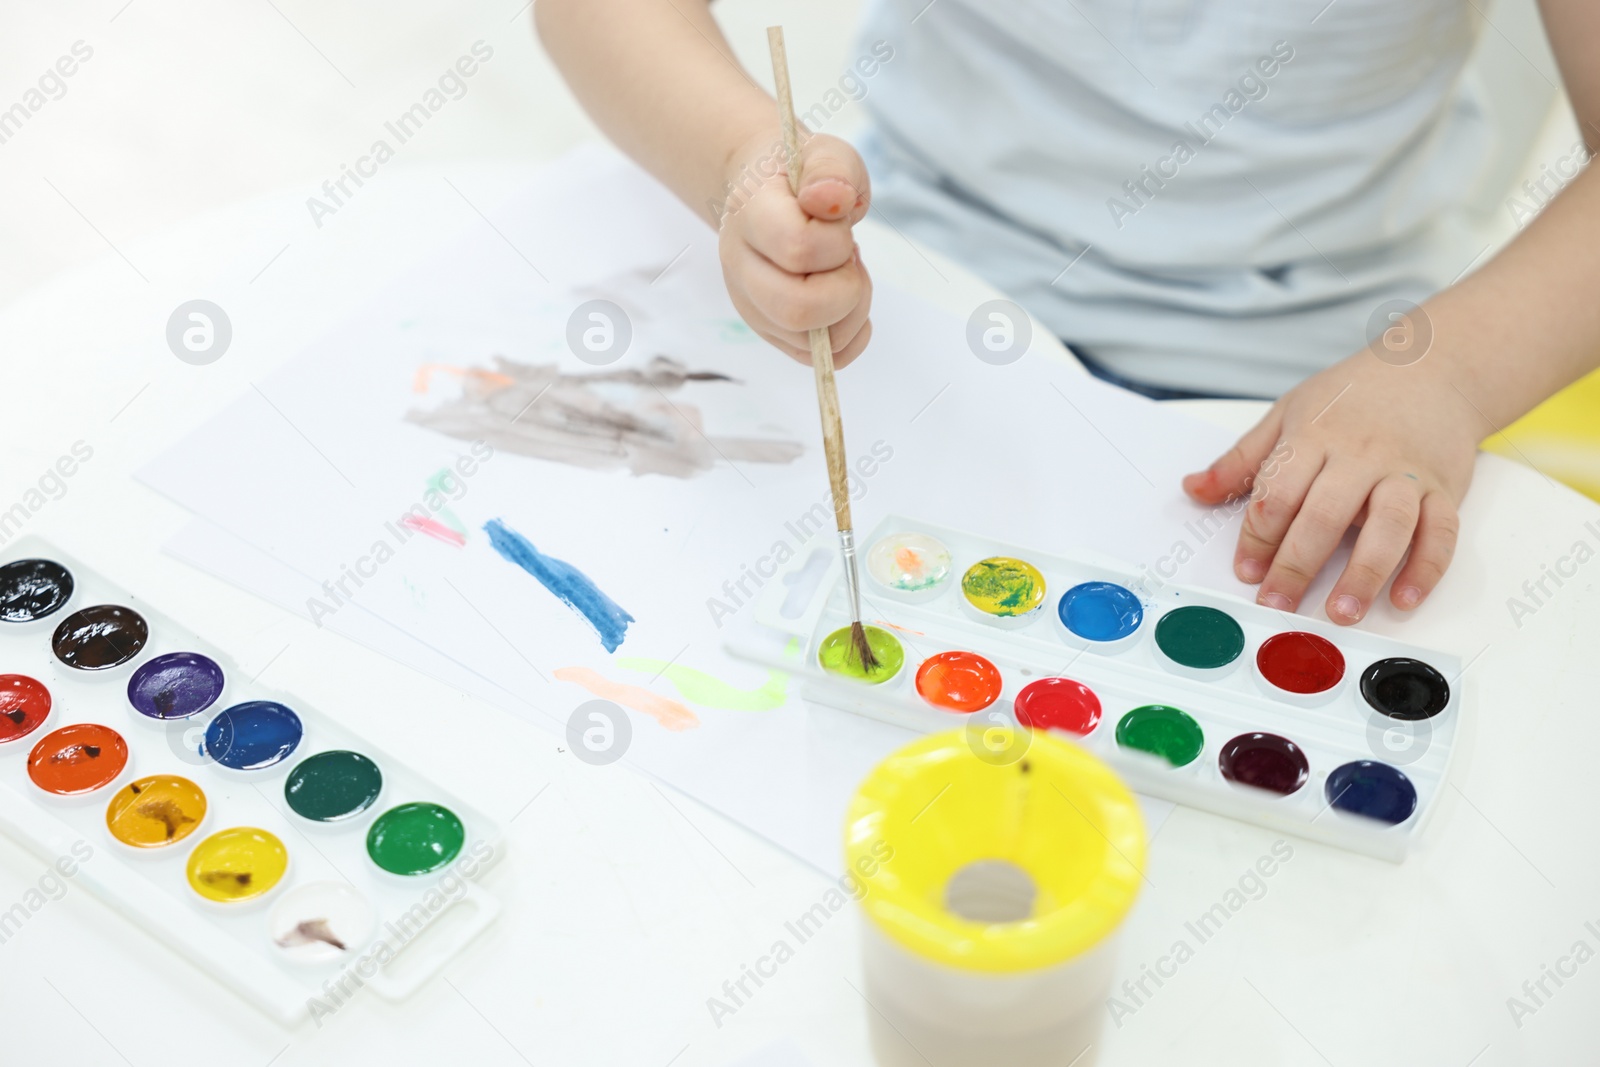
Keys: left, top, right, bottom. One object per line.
{"left": 425, "top": 469, "right": 468, "bottom": 535}
{"left": 616, "top": 657, "right": 789, "bottom": 712}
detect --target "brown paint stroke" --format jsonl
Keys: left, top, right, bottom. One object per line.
{"left": 407, "top": 355, "right": 803, "bottom": 478}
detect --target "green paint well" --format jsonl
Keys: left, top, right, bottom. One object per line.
{"left": 1116, "top": 705, "right": 1205, "bottom": 767}
{"left": 817, "top": 625, "right": 904, "bottom": 684}
{"left": 367, "top": 802, "right": 465, "bottom": 876}
{"left": 1154, "top": 606, "right": 1245, "bottom": 669}
{"left": 284, "top": 750, "right": 383, "bottom": 823}
{"left": 615, "top": 657, "right": 788, "bottom": 712}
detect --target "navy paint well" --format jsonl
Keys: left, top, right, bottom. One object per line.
{"left": 1326, "top": 760, "right": 1417, "bottom": 825}
{"left": 203, "top": 701, "right": 303, "bottom": 770}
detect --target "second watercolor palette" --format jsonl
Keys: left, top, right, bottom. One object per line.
{"left": 747, "top": 516, "right": 1464, "bottom": 862}
{"left": 0, "top": 538, "right": 504, "bottom": 1024}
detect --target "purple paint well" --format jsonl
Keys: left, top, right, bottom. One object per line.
{"left": 128, "top": 652, "right": 226, "bottom": 721}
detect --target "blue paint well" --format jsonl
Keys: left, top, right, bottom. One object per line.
{"left": 1325, "top": 760, "right": 1417, "bottom": 825}
{"left": 128, "top": 652, "right": 225, "bottom": 720}
{"left": 1058, "top": 581, "right": 1143, "bottom": 642}
{"left": 204, "top": 701, "right": 303, "bottom": 770}
{"left": 484, "top": 518, "right": 635, "bottom": 653}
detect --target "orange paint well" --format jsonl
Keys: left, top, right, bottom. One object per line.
{"left": 915, "top": 652, "right": 1002, "bottom": 713}
{"left": 28, "top": 723, "right": 129, "bottom": 795}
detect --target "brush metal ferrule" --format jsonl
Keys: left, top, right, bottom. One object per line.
{"left": 837, "top": 528, "right": 866, "bottom": 624}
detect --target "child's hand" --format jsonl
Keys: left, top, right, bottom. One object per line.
{"left": 1182, "top": 351, "right": 1479, "bottom": 623}
{"left": 718, "top": 131, "right": 873, "bottom": 367}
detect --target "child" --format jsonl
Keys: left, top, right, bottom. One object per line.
{"left": 536, "top": 0, "right": 1600, "bottom": 624}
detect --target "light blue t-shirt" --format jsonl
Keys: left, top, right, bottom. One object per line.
{"left": 855, "top": 0, "right": 1491, "bottom": 395}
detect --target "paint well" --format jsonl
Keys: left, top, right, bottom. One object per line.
{"left": 1057, "top": 581, "right": 1143, "bottom": 642}
{"left": 915, "top": 652, "right": 1002, "bottom": 712}
{"left": 1217, "top": 732, "right": 1309, "bottom": 795}
{"left": 1154, "top": 605, "right": 1244, "bottom": 669}
{"left": 284, "top": 750, "right": 383, "bottom": 822}
{"left": 961, "top": 557, "right": 1046, "bottom": 618}
{"left": 126, "top": 652, "right": 225, "bottom": 720}
{"left": 51, "top": 604, "right": 148, "bottom": 670}
{"left": 0, "top": 674, "right": 51, "bottom": 744}
{"left": 1115, "top": 705, "right": 1203, "bottom": 767}
{"left": 269, "top": 881, "right": 376, "bottom": 964}
{"left": 866, "top": 532, "right": 952, "bottom": 593}
{"left": 186, "top": 827, "right": 289, "bottom": 903}
{"left": 1014, "top": 678, "right": 1101, "bottom": 736}
{"left": 817, "top": 625, "right": 904, "bottom": 684}
{"left": 204, "top": 701, "right": 303, "bottom": 770}
{"left": 0, "top": 558, "right": 74, "bottom": 623}
{"left": 105, "top": 774, "right": 207, "bottom": 848}
{"left": 484, "top": 518, "right": 634, "bottom": 653}
{"left": 367, "top": 802, "right": 465, "bottom": 876}
{"left": 1256, "top": 631, "right": 1344, "bottom": 694}
{"left": 27, "top": 723, "right": 129, "bottom": 795}
{"left": 1325, "top": 760, "right": 1418, "bottom": 824}
{"left": 1361, "top": 657, "right": 1449, "bottom": 720}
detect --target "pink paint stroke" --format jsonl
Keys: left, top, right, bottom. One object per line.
{"left": 400, "top": 514, "right": 467, "bottom": 547}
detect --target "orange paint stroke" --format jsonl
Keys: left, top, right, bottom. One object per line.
{"left": 400, "top": 513, "right": 467, "bottom": 547}
{"left": 554, "top": 666, "right": 700, "bottom": 732}
{"left": 412, "top": 363, "right": 515, "bottom": 395}
{"left": 874, "top": 619, "right": 926, "bottom": 636}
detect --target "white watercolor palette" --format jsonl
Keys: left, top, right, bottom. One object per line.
{"left": 0, "top": 537, "right": 503, "bottom": 1025}
{"left": 739, "top": 515, "right": 1465, "bottom": 862}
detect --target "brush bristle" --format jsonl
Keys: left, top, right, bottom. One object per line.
{"left": 849, "top": 621, "right": 880, "bottom": 672}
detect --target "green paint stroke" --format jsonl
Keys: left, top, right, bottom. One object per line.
{"left": 425, "top": 469, "right": 468, "bottom": 536}
{"left": 616, "top": 657, "right": 789, "bottom": 712}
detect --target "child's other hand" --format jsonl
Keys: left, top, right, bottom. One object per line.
{"left": 1182, "top": 350, "right": 1478, "bottom": 623}
{"left": 718, "top": 131, "right": 873, "bottom": 367}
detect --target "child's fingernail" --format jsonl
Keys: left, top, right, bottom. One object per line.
{"left": 1260, "top": 592, "right": 1292, "bottom": 611}
{"left": 1238, "top": 558, "right": 1266, "bottom": 582}
{"left": 1332, "top": 594, "right": 1362, "bottom": 619}
{"left": 1396, "top": 585, "right": 1422, "bottom": 608}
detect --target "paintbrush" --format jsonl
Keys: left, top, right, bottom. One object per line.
{"left": 766, "top": 26, "right": 878, "bottom": 674}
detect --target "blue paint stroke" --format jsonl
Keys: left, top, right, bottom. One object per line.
{"left": 484, "top": 518, "right": 635, "bottom": 653}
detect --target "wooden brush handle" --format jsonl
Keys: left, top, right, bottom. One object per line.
{"left": 768, "top": 26, "right": 853, "bottom": 533}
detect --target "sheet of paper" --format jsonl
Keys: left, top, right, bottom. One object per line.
{"left": 138, "top": 147, "right": 1271, "bottom": 871}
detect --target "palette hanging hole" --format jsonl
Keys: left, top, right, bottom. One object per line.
{"left": 780, "top": 547, "right": 832, "bottom": 620}
{"left": 943, "top": 859, "right": 1036, "bottom": 924}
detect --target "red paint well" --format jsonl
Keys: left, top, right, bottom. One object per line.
{"left": 0, "top": 675, "right": 51, "bottom": 744}
{"left": 1256, "top": 631, "right": 1344, "bottom": 694}
{"left": 1014, "top": 678, "right": 1101, "bottom": 736}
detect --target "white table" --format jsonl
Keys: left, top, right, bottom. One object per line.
{"left": 2, "top": 163, "right": 1596, "bottom": 1067}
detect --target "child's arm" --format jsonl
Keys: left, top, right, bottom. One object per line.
{"left": 1185, "top": 0, "right": 1600, "bottom": 624}
{"left": 535, "top": 0, "right": 874, "bottom": 365}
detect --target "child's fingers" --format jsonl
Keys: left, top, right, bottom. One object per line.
{"left": 736, "top": 238, "right": 863, "bottom": 336}
{"left": 744, "top": 187, "right": 855, "bottom": 275}
{"left": 832, "top": 318, "right": 873, "bottom": 369}
{"left": 1255, "top": 477, "right": 1366, "bottom": 612}
{"left": 1323, "top": 476, "right": 1423, "bottom": 623}
{"left": 796, "top": 136, "right": 870, "bottom": 223}
{"left": 1389, "top": 492, "right": 1460, "bottom": 610}
{"left": 1183, "top": 406, "right": 1284, "bottom": 505}
{"left": 826, "top": 255, "right": 873, "bottom": 366}
{"left": 1232, "top": 445, "right": 1325, "bottom": 584}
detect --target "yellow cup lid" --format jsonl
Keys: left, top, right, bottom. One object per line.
{"left": 845, "top": 728, "right": 1146, "bottom": 973}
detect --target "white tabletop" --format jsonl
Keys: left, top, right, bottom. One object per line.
{"left": 2, "top": 162, "right": 1597, "bottom": 1067}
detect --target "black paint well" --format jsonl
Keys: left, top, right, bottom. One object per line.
{"left": 1360, "top": 657, "right": 1449, "bottom": 721}
{"left": 0, "top": 559, "right": 74, "bottom": 623}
